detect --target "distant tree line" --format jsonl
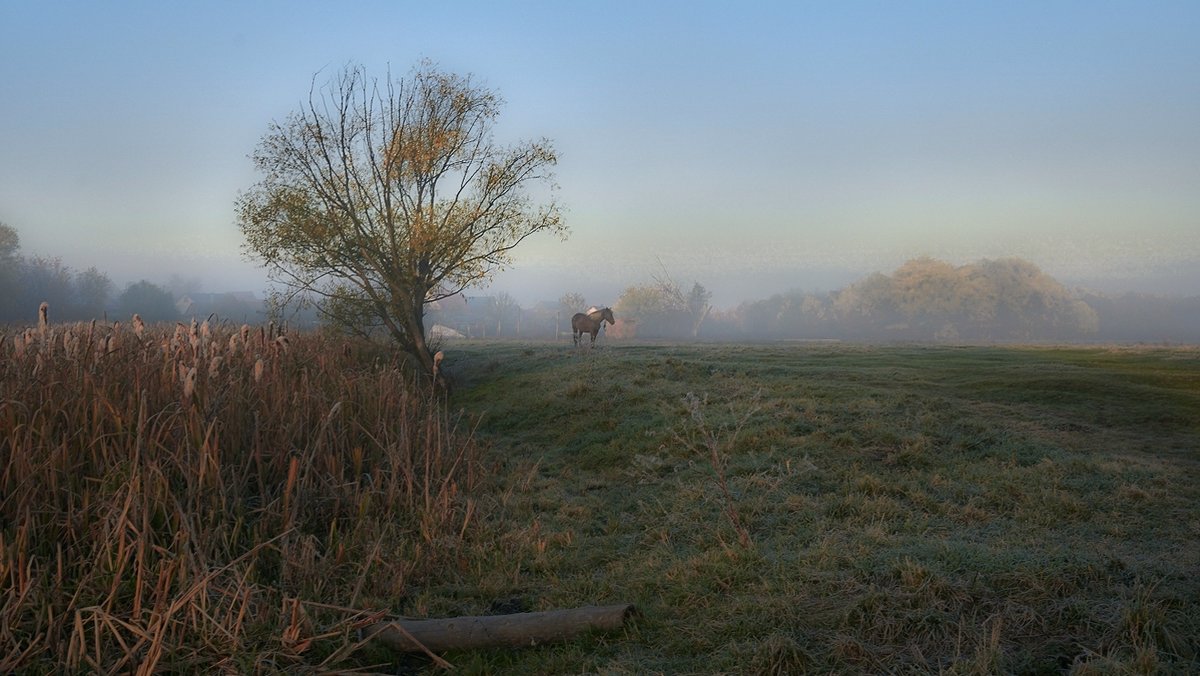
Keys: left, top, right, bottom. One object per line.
{"left": 6, "top": 218, "right": 1196, "bottom": 343}
{"left": 729, "top": 257, "right": 1102, "bottom": 342}
{"left": 427, "top": 256, "right": 1198, "bottom": 344}
{"left": 1, "top": 223, "right": 114, "bottom": 323}
{"left": 612, "top": 258, "right": 1198, "bottom": 344}
{"left": 0, "top": 223, "right": 262, "bottom": 326}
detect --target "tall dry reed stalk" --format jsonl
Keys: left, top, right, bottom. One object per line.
{"left": 0, "top": 315, "right": 479, "bottom": 672}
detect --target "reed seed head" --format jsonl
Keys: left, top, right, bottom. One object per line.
{"left": 182, "top": 366, "right": 197, "bottom": 402}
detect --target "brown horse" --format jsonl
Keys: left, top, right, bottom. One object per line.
{"left": 571, "top": 307, "right": 615, "bottom": 346}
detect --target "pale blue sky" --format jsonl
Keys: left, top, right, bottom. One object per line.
{"left": 2, "top": 1, "right": 1197, "bottom": 305}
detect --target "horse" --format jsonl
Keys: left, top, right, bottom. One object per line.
{"left": 571, "top": 307, "right": 615, "bottom": 346}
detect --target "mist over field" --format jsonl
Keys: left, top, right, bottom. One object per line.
{"left": 484, "top": 256, "right": 1200, "bottom": 310}
{"left": 5, "top": 238, "right": 1198, "bottom": 321}
{"left": 4, "top": 219, "right": 1200, "bottom": 344}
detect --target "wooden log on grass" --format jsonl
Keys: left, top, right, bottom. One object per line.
{"left": 366, "top": 603, "right": 636, "bottom": 653}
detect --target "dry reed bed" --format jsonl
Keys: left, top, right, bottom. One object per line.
{"left": 1, "top": 318, "right": 478, "bottom": 673}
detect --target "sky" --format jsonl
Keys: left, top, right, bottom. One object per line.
{"left": 2, "top": 1, "right": 1198, "bottom": 307}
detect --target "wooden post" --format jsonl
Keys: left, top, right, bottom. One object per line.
{"left": 366, "top": 603, "right": 635, "bottom": 653}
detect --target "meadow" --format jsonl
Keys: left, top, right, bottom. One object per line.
{"left": 3, "top": 326, "right": 1198, "bottom": 673}
{"left": 442, "top": 341, "right": 1199, "bottom": 674}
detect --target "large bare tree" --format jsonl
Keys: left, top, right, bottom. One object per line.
{"left": 238, "top": 62, "right": 564, "bottom": 371}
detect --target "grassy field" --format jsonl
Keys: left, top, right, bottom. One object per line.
{"left": 3, "top": 331, "right": 1197, "bottom": 673}
{"left": 435, "top": 341, "right": 1200, "bottom": 674}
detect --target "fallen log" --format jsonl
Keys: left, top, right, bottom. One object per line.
{"left": 366, "top": 603, "right": 636, "bottom": 653}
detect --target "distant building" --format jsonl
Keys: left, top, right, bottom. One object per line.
{"left": 429, "top": 324, "right": 465, "bottom": 339}
{"left": 426, "top": 294, "right": 506, "bottom": 338}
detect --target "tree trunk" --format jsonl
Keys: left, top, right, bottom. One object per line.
{"left": 395, "top": 295, "right": 435, "bottom": 375}
{"left": 691, "top": 304, "right": 712, "bottom": 339}
{"left": 409, "top": 327, "right": 434, "bottom": 373}
{"left": 365, "top": 603, "right": 635, "bottom": 653}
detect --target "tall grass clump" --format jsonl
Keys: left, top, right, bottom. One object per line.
{"left": 675, "top": 391, "right": 759, "bottom": 549}
{"left": 1, "top": 319, "right": 479, "bottom": 672}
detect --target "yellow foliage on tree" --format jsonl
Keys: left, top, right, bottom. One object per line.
{"left": 237, "top": 62, "right": 565, "bottom": 372}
